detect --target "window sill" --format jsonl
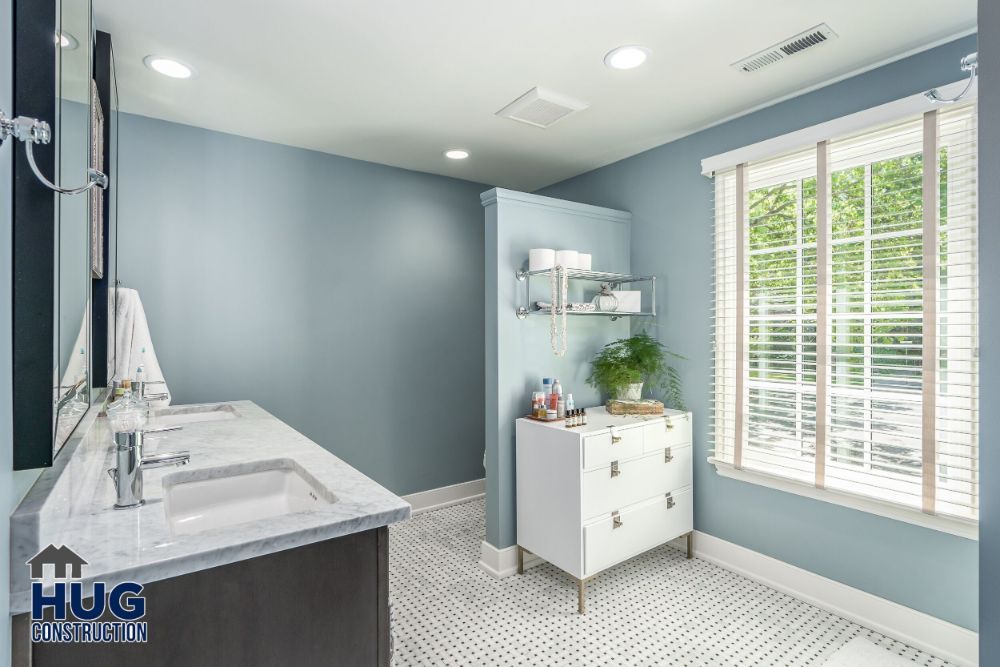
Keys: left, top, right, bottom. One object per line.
{"left": 708, "top": 457, "right": 978, "bottom": 541}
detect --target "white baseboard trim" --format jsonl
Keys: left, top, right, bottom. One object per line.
{"left": 478, "top": 541, "right": 543, "bottom": 579}
{"left": 402, "top": 478, "right": 485, "bottom": 516}
{"left": 674, "top": 531, "right": 978, "bottom": 667}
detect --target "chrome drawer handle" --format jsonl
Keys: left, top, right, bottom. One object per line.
{"left": 665, "top": 420, "right": 674, "bottom": 431}
{"left": 665, "top": 492, "right": 675, "bottom": 510}
{"left": 612, "top": 510, "right": 622, "bottom": 529}
{"left": 664, "top": 447, "right": 673, "bottom": 463}
{"left": 610, "top": 461, "right": 620, "bottom": 478}
{"left": 611, "top": 435, "right": 622, "bottom": 444}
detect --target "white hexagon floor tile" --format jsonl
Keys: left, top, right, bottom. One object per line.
{"left": 388, "top": 499, "right": 951, "bottom": 667}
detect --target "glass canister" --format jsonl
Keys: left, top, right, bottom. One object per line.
{"left": 592, "top": 283, "right": 619, "bottom": 312}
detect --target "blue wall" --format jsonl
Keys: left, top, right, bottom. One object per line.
{"left": 977, "top": 0, "right": 998, "bottom": 659}
{"left": 116, "top": 113, "right": 487, "bottom": 497}
{"left": 541, "top": 36, "right": 979, "bottom": 630}
{"left": 482, "top": 189, "right": 631, "bottom": 548}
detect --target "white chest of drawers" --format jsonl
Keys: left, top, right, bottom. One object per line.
{"left": 515, "top": 407, "right": 693, "bottom": 613}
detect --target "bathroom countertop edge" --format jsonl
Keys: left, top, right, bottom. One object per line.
{"left": 8, "top": 399, "right": 411, "bottom": 616}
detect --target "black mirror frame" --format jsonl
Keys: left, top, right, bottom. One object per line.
{"left": 11, "top": 0, "right": 115, "bottom": 470}
{"left": 12, "top": 0, "right": 58, "bottom": 470}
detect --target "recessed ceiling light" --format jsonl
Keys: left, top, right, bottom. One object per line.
{"left": 57, "top": 32, "right": 78, "bottom": 49}
{"left": 604, "top": 45, "right": 650, "bottom": 70}
{"left": 444, "top": 149, "right": 469, "bottom": 160}
{"left": 143, "top": 55, "right": 195, "bottom": 79}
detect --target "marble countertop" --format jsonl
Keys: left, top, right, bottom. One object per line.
{"left": 9, "top": 400, "right": 411, "bottom": 615}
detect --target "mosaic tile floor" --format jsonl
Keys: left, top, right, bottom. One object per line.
{"left": 388, "top": 499, "right": 950, "bottom": 666}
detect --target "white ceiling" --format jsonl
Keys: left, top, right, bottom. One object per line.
{"left": 93, "top": 0, "right": 976, "bottom": 191}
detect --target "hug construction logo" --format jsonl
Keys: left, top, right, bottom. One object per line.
{"left": 27, "top": 544, "right": 148, "bottom": 644}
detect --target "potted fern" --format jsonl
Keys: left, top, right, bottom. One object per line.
{"left": 587, "top": 332, "right": 685, "bottom": 408}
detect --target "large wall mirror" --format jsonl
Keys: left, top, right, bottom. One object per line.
{"left": 53, "top": 0, "right": 94, "bottom": 451}
{"left": 12, "top": 0, "right": 119, "bottom": 469}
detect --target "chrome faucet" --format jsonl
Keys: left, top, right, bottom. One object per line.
{"left": 134, "top": 377, "right": 169, "bottom": 404}
{"left": 108, "top": 427, "right": 190, "bottom": 509}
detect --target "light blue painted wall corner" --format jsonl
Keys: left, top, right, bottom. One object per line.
{"left": 482, "top": 188, "right": 631, "bottom": 549}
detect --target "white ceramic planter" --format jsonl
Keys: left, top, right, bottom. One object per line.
{"left": 615, "top": 383, "right": 644, "bottom": 401}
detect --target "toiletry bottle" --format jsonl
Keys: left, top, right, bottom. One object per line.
{"left": 557, "top": 397, "right": 565, "bottom": 420}
{"left": 581, "top": 408, "right": 588, "bottom": 426}
{"left": 570, "top": 409, "right": 578, "bottom": 427}
{"left": 566, "top": 393, "right": 575, "bottom": 413}
{"left": 542, "top": 378, "right": 552, "bottom": 403}
{"left": 546, "top": 408, "right": 557, "bottom": 421}
{"left": 551, "top": 379, "right": 562, "bottom": 411}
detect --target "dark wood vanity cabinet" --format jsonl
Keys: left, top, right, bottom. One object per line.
{"left": 13, "top": 527, "right": 391, "bottom": 667}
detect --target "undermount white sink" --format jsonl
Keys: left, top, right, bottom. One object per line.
{"left": 162, "top": 459, "right": 335, "bottom": 536}
{"left": 148, "top": 404, "right": 240, "bottom": 428}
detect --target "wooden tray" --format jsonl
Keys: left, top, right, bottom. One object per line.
{"left": 525, "top": 414, "right": 564, "bottom": 423}
{"left": 606, "top": 399, "right": 664, "bottom": 415}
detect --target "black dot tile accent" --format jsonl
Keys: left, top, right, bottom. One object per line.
{"left": 388, "top": 499, "right": 951, "bottom": 666}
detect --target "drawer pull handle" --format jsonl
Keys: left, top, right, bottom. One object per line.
{"left": 612, "top": 510, "right": 622, "bottom": 529}
{"left": 611, "top": 435, "right": 622, "bottom": 444}
{"left": 610, "top": 461, "right": 620, "bottom": 478}
{"left": 664, "top": 447, "right": 673, "bottom": 463}
{"left": 665, "top": 492, "right": 675, "bottom": 510}
{"left": 665, "top": 420, "right": 674, "bottom": 431}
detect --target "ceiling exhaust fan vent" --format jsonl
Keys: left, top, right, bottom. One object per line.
{"left": 496, "top": 87, "right": 588, "bottom": 128}
{"left": 732, "top": 23, "right": 838, "bottom": 73}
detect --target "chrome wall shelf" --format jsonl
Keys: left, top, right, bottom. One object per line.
{"left": 515, "top": 268, "right": 656, "bottom": 321}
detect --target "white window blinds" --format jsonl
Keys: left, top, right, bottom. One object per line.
{"left": 710, "top": 102, "right": 979, "bottom": 522}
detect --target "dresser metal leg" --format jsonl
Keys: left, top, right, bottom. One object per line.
{"left": 517, "top": 545, "right": 524, "bottom": 574}
{"left": 686, "top": 531, "right": 694, "bottom": 559}
{"left": 577, "top": 578, "right": 586, "bottom": 614}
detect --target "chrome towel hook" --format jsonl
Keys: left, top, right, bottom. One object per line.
{"left": 0, "top": 109, "right": 108, "bottom": 194}
{"left": 925, "top": 52, "right": 978, "bottom": 104}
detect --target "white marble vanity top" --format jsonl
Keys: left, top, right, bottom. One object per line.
{"left": 8, "top": 400, "right": 411, "bottom": 615}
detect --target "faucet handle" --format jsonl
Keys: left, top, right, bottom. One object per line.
{"left": 141, "top": 451, "right": 191, "bottom": 469}
{"left": 143, "top": 425, "right": 183, "bottom": 435}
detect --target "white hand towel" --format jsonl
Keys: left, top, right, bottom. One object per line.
{"left": 108, "top": 288, "right": 171, "bottom": 406}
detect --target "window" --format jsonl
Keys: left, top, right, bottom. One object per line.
{"left": 710, "top": 103, "right": 978, "bottom": 528}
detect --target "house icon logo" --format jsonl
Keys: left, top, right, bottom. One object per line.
{"left": 26, "top": 545, "right": 88, "bottom": 580}
{"left": 25, "top": 544, "right": 149, "bottom": 644}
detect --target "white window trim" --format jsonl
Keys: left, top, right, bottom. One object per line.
{"left": 709, "top": 457, "right": 978, "bottom": 540}
{"left": 701, "top": 78, "right": 976, "bottom": 176}
{"left": 707, "top": 89, "right": 979, "bottom": 539}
